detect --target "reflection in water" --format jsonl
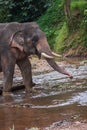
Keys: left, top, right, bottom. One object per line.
{"left": 0, "top": 58, "right": 87, "bottom": 130}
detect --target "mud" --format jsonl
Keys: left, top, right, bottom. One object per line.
{"left": 0, "top": 57, "right": 87, "bottom": 130}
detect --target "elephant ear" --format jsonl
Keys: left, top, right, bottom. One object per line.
{"left": 9, "top": 31, "right": 24, "bottom": 52}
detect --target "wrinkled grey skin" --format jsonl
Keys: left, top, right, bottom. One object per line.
{"left": 0, "top": 22, "right": 73, "bottom": 95}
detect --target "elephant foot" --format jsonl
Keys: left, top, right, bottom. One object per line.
{"left": 25, "top": 87, "right": 37, "bottom": 94}
{"left": 32, "top": 82, "right": 36, "bottom": 86}
{"left": 31, "top": 87, "right": 37, "bottom": 93}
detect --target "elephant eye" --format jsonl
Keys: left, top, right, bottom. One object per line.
{"left": 32, "top": 35, "right": 39, "bottom": 44}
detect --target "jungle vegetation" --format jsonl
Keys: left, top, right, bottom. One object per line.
{"left": 0, "top": 0, "right": 87, "bottom": 56}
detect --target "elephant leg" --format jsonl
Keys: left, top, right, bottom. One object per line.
{"left": 17, "top": 58, "right": 34, "bottom": 93}
{"left": 1, "top": 50, "right": 16, "bottom": 95}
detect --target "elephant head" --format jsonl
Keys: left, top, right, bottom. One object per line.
{"left": 9, "top": 22, "right": 73, "bottom": 78}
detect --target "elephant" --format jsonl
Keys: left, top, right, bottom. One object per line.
{"left": 0, "top": 22, "right": 73, "bottom": 95}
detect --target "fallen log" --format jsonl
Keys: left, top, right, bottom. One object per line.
{"left": 0, "top": 85, "right": 25, "bottom": 95}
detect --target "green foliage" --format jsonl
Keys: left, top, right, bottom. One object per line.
{"left": 55, "top": 22, "right": 68, "bottom": 53}
{"left": 0, "top": 0, "right": 50, "bottom": 22}
{"left": 81, "top": 9, "right": 87, "bottom": 31}
{"left": 0, "top": 0, "right": 14, "bottom": 22}
{"left": 38, "top": 0, "right": 87, "bottom": 55}
{"left": 81, "top": 31, "right": 87, "bottom": 48}
{"left": 65, "top": 0, "right": 87, "bottom": 32}
{"left": 38, "top": 0, "right": 64, "bottom": 27}
{"left": 38, "top": 0, "right": 64, "bottom": 49}
{"left": 70, "top": 0, "right": 87, "bottom": 31}
{"left": 71, "top": 0, "right": 87, "bottom": 13}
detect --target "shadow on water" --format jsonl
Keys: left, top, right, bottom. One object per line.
{"left": 0, "top": 57, "right": 87, "bottom": 130}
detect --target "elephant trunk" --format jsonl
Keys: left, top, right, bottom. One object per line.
{"left": 36, "top": 38, "right": 62, "bottom": 59}
{"left": 36, "top": 38, "right": 54, "bottom": 59}
{"left": 46, "top": 58, "right": 73, "bottom": 79}
{"left": 36, "top": 37, "right": 73, "bottom": 78}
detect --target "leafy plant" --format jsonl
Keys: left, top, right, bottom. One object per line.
{"left": 0, "top": 0, "right": 51, "bottom": 22}
{"left": 55, "top": 22, "right": 68, "bottom": 52}
{"left": 38, "top": 0, "right": 64, "bottom": 49}
{"left": 71, "top": 0, "right": 87, "bottom": 13}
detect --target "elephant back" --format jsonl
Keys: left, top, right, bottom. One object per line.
{"left": 0, "top": 22, "right": 22, "bottom": 44}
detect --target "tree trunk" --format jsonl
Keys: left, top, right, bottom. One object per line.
{"left": 64, "top": 0, "right": 75, "bottom": 31}
{"left": 64, "top": 0, "right": 71, "bottom": 20}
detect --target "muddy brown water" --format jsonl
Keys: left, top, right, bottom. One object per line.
{"left": 0, "top": 58, "right": 87, "bottom": 130}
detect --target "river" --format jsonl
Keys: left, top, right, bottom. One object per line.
{"left": 0, "top": 57, "right": 87, "bottom": 130}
